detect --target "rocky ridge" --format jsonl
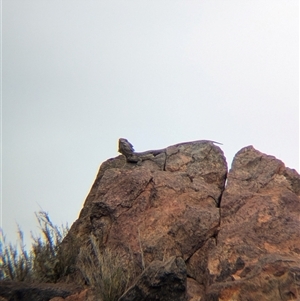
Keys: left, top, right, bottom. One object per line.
{"left": 66, "top": 140, "right": 300, "bottom": 300}
{"left": 1, "top": 140, "right": 299, "bottom": 301}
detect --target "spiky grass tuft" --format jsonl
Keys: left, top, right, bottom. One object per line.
{"left": 0, "top": 211, "right": 78, "bottom": 283}
{"left": 77, "top": 235, "right": 134, "bottom": 301}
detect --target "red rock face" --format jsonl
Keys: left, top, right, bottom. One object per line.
{"left": 71, "top": 141, "right": 226, "bottom": 268}
{"left": 204, "top": 146, "right": 300, "bottom": 300}
{"left": 65, "top": 142, "right": 300, "bottom": 301}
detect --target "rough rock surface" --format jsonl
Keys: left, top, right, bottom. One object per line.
{"left": 65, "top": 140, "right": 227, "bottom": 300}
{"left": 67, "top": 141, "right": 227, "bottom": 269}
{"left": 0, "top": 281, "right": 81, "bottom": 301}
{"left": 63, "top": 142, "right": 300, "bottom": 300}
{"left": 119, "top": 256, "right": 187, "bottom": 301}
{"left": 49, "top": 289, "right": 93, "bottom": 301}
{"left": 203, "top": 146, "right": 300, "bottom": 300}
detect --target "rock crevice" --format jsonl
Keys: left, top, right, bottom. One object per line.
{"left": 63, "top": 142, "right": 300, "bottom": 301}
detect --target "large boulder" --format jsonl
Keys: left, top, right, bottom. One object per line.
{"left": 62, "top": 142, "right": 300, "bottom": 300}
{"left": 203, "top": 146, "right": 300, "bottom": 300}
{"left": 67, "top": 141, "right": 227, "bottom": 274}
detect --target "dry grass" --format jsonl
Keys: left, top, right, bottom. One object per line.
{"left": 0, "top": 211, "right": 78, "bottom": 283}
{"left": 77, "top": 235, "right": 134, "bottom": 301}
{"left": 31, "top": 211, "right": 78, "bottom": 282}
{"left": 0, "top": 212, "right": 136, "bottom": 301}
{"left": 0, "top": 226, "right": 33, "bottom": 281}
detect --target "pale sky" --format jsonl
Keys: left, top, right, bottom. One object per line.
{"left": 1, "top": 1, "right": 299, "bottom": 247}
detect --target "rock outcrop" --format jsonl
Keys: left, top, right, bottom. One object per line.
{"left": 2, "top": 141, "right": 299, "bottom": 301}
{"left": 63, "top": 141, "right": 300, "bottom": 300}
{"left": 68, "top": 140, "right": 226, "bottom": 264}
{"left": 203, "top": 146, "right": 300, "bottom": 300}
{"left": 66, "top": 140, "right": 227, "bottom": 300}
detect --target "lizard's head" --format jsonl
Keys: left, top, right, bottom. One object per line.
{"left": 118, "top": 138, "right": 134, "bottom": 155}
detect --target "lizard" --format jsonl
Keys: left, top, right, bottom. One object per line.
{"left": 118, "top": 138, "right": 222, "bottom": 163}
